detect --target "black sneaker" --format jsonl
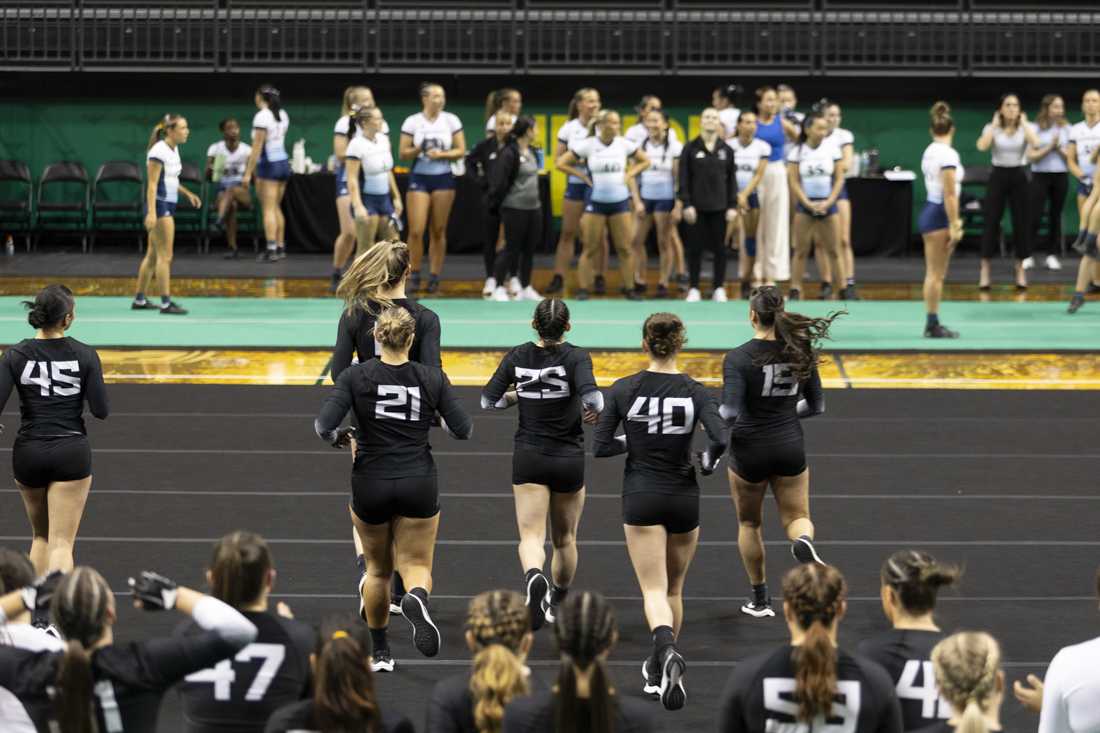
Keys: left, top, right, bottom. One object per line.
{"left": 659, "top": 648, "right": 687, "bottom": 711}
{"left": 223, "top": 249, "right": 238, "bottom": 260}
{"left": 1087, "top": 283, "right": 1100, "bottom": 295}
{"left": 540, "top": 594, "right": 556, "bottom": 625}
{"left": 924, "top": 323, "right": 959, "bottom": 338}
{"left": 655, "top": 284, "right": 669, "bottom": 299}
{"left": 574, "top": 288, "right": 590, "bottom": 301}
{"left": 740, "top": 598, "right": 776, "bottom": 618}
{"left": 676, "top": 273, "right": 690, "bottom": 288}
{"left": 623, "top": 287, "right": 644, "bottom": 301}
{"left": 819, "top": 283, "right": 833, "bottom": 300}
{"left": 840, "top": 285, "right": 860, "bottom": 301}
{"left": 257, "top": 249, "right": 278, "bottom": 262}
{"left": 426, "top": 275, "right": 440, "bottom": 294}
{"left": 792, "top": 536, "right": 826, "bottom": 565}
{"left": 330, "top": 271, "right": 341, "bottom": 294}
{"left": 370, "top": 648, "right": 396, "bottom": 673}
{"left": 788, "top": 288, "right": 801, "bottom": 301}
{"left": 275, "top": 247, "right": 287, "bottom": 261}
{"left": 545, "top": 274, "right": 564, "bottom": 295}
{"left": 357, "top": 573, "right": 369, "bottom": 623}
{"left": 740, "top": 281, "right": 752, "bottom": 299}
{"left": 1072, "top": 231, "right": 1089, "bottom": 255}
{"left": 1068, "top": 294, "right": 1086, "bottom": 314}
{"left": 400, "top": 592, "right": 441, "bottom": 657}
{"left": 594, "top": 275, "right": 606, "bottom": 295}
{"left": 525, "top": 572, "right": 549, "bottom": 632}
{"left": 642, "top": 657, "right": 662, "bottom": 698}
{"left": 131, "top": 300, "right": 157, "bottom": 310}
{"left": 159, "top": 302, "right": 188, "bottom": 315}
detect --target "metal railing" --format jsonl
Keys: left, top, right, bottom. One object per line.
{"left": 2, "top": 1, "right": 1098, "bottom": 76}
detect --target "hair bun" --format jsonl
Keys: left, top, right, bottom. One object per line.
{"left": 931, "top": 101, "right": 951, "bottom": 119}
{"left": 27, "top": 307, "right": 48, "bottom": 329}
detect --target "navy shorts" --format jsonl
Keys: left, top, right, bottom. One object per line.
{"left": 918, "top": 201, "right": 950, "bottom": 234}
{"left": 350, "top": 194, "right": 395, "bottom": 218}
{"left": 730, "top": 438, "right": 807, "bottom": 484}
{"left": 585, "top": 199, "right": 631, "bottom": 216}
{"left": 565, "top": 181, "right": 591, "bottom": 202}
{"left": 838, "top": 184, "right": 849, "bottom": 201}
{"left": 796, "top": 199, "right": 839, "bottom": 217}
{"left": 151, "top": 201, "right": 177, "bottom": 218}
{"left": 512, "top": 449, "right": 585, "bottom": 493}
{"left": 256, "top": 159, "right": 291, "bottom": 182}
{"left": 217, "top": 180, "right": 246, "bottom": 194}
{"left": 408, "top": 172, "right": 455, "bottom": 194}
{"left": 335, "top": 166, "right": 349, "bottom": 198}
{"left": 743, "top": 236, "right": 757, "bottom": 257}
{"left": 643, "top": 199, "right": 675, "bottom": 214}
{"left": 1079, "top": 178, "right": 1094, "bottom": 197}
{"left": 622, "top": 491, "right": 699, "bottom": 534}
{"left": 351, "top": 472, "right": 439, "bottom": 525}
{"left": 746, "top": 193, "right": 760, "bottom": 210}
{"left": 13, "top": 436, "right": 92, "bottom": 488}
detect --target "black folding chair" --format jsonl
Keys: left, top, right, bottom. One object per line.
{"left": 173, "top": 161, "right": 206, "bottom": 249}
{"left": 960, "top": 165, "right": 1005, "bottom": 257}
{"left": 91, "top": 160, "right": 144, "bottom": 252}
{"left": 36, "top": 161, "right": 89, "bottom": 251}
{"left": 0, "top": 160, "right": 34, "bottom": 251}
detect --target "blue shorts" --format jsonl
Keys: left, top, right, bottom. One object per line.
{"left": 217, "top": 180, "right": 245, "bottom": 194}
{"left": 743, "top": 236, "right": 757, "bottom": 257}
{"left": 796, "top": 199, "right": 838, "bottom": 217}
{"left": 408, "top": 172, "right": 455, "bottom": 194}
{"left": 565, "top": 181, "right": 592, "bottom": 201}
{"left": 644, "top": 199, "right": 674, "bottom": 214}
{"left": 335, "top": 166, "right": 349, "bottom": 198}
{"left": 746, "top": 193, "right": 760, "bottom": 210}
{"left": 1079, "top": 178, "right": 1094, "bottom": 197}
{"left": 350, "top": 194, "right": 395, "bottom": 218}
{"left": 585, "top": 199, "right": 631, "bottom": 216}
{"left": 149, "top": 201, "right": 176, "bottom": 218}
{"left": 918, "top": 201, "right": 950, "bottom": 234}
{"left": 838, "top": 184, "right": 849, "bottom": 201}
{"left": 256, "top": 159, "right": 291, "bottom": 182}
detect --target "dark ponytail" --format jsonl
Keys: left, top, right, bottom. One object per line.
{"left": 782, "top": 564, "right": 848, "bottom": 723}
{"left": 507, "top": 116, "right": 536, "bottom": 145}
{"left": 553, "top": 591, "right": 618, "bottom": 733}
{"left": 257, "top": 84, "right": 282, "bottom": 120}
{"left": 52, "top": 568, "right": 112, "bottom": 733}
{"left": 314, "top": 614, "right": 382, "bottom": 733}
{"left": 209, "top": 530, "right": 273, "bottom": 609}
{"left": 750, "top": 286, "right": 841, "bottom": 380}
{"left": 23, "top": 283, "right": 74, "bottom": 331}
{"left": 533, "top": 298, "right": 569, "bottom": 348}
{"left": 881, "top": 550, "right": 961, "bottom": 615}
{"left": 798, "top": 110, "right": 825, "bottom": 145}
{"left": 56, "top": 641, "right": 96, "bottom": 733}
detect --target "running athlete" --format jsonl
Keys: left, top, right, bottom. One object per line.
{"left": 427, "top": 590, "right": 534, "bottom": 733}
{"left": 481, "top": 299, "right": 603, "bottom": 628}
{"left": 632, "top": 109, "right": 683, "bottom": 297}
{"left": 824, "top": 101, "right": 858, "bottom": 299}
{"left": 485, "top": 88, "right": 522, "bottom": 136}
{"left": 916, "top": 633, "right": 1007, "bottom": 733}
{"left": 265, "top": 613, "right": 414, "bottom": 733}
{"left": 788, "top": 111, "right": 846, "bottom": 300}
{"left": 177, "top": 531, "right": 314, "bottom": 733}
{"left": 133, "top": 114, "right": 200, "bottom": 315}
{"left": 919, "top": 102, "right": 965, "bottom": 337}
{"left": 346, "top": 106, "right": 402, "bottom": 260}
{"left": 399, "top": 82, "right": 466, "bottom": 293}
{"left": 859, "top": 550, "right": 960, "bottom": 731}
{"left": 718, "top": 565, "right": 903, "bottom": 733}
{"left": 593, "top": 313, "right": 726, "bottom": 712}
{"left": 502, "top": 591, "right": 654, "bottom": 733}
{"left": 0, "top": 285, "right": 108, "bottom": 575}
{"left": 713, "top": 83, "right": 743, "bottom": 139}
{"left": 557, "top": 109, "right": 650, "bottom": 300}
{"left": 547, "top": 87, "right": 601, "bottom": 295}
{"left": 205, "top": 117, "right": 252, "bottom": 259}
{"left": 242, "top": 84, "right": 291, "bottom": 263}
{"left": 723, "top": 285, "right": 837, "bottom": 617}
{"left": 315, "top": 307, "right": 472, "bottom": 668}
{"left": 727, "top": 111, "right": 771, "bottom": 298}
{"left": 0, "top": 566, "right": 258, "bottom": 732}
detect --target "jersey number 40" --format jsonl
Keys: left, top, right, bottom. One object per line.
{"left": 626, "top": 396, "right": 694, "bottom": 434}
{"left": 20, "top": 360, "right": 81, "bottom": 396}
{"left": 897, "top": 660, "right": 952, "bottom": 720}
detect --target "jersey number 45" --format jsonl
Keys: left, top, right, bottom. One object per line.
{"left": 20, "top": 360, "right": 81, "bottom": 397}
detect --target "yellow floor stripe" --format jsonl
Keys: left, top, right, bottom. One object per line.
{"left": 94, "top": 349, "right": 1100, "bottom": 389}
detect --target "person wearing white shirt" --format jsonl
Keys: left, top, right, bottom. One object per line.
{"left": 204, "top": 118, "right": 252, "bottom": 260}
{"left": 484, "top": 88, "right": 522, "bottom": 137}
{"left": 824, "top": 102, "right": 858, "bottom": 298}
{"left": 727, "top": 111, "right": 770, "bottom": 298}
{"left": 631, "top": 108, "right": 683, "bottom": 298}
{"left": 331, "top": 86, "right": 376, "bottom": 290}
{"left": 1025, "top": 95, "right": 1070, "bottom": 272}
{"left": 918, "top": 103, "right": 965, "bottom": 339}
{"left": 398, "top": 82, "right": 467, "bottom": 294}
{"left": 132, "top": 114, "right": 200, "bottom": 316}
{"left": 786, "top": 112, "right": 845, "bottom": 301}
{"left": 1065, "top": 89, "right": 1100, "bottom": 294}
{"left": 242, "top": 84, "right": 291, "bottom": 262}
{"left": 346, "top": 106, "right": 402, "bottom": 260}
{"left": 713, "top": 83, "right": 742, "bottom": 139}
{"left": 975, "top": 93, "right": 1040, "bottom": 290}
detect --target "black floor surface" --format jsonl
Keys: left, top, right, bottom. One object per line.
{"left": 2, "top": 385, "right": 1097, "bottom": 731}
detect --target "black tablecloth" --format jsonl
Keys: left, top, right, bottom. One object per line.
{"left": 847, "top": 178, "right": 913, "bottom": 257}
{"left": 283, "top": 171, "right": 553, "bottom": 254}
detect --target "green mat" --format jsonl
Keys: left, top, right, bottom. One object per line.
{"left": 1, "top": 297, "right": 1097, "bottom": 351}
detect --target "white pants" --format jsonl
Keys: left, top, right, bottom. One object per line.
{"left": 755, "top": 160, "right": 791, "bottom": 282}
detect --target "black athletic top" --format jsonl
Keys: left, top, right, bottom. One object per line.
{"left": 332, "top": 299, "right": 442, "bottom": 379}
{"left": 718, "top": 645, "right": 903, "bottom": 733}
{"left": 502, "top": 689, "right": 654, "bottom": 733}
{"left": 427, "top": 669, "right": 546, "bottom": 733}
{"left": 858, "top": 629, "right": 950, "bottom": 731}
{"left": 592, "top": 370, "right": 726, "bottom": 495}
{"left": 176, "top": 611, "right": 315, "bottom": 733}
{"left": 0, "top": 630, "right": 250, "bottom": 732}
{"left": 0, "top": 337, "right": 109, "bottom": 439}
{"left": 722, "top": 338, "right": 824, "bottom": 444}
{"left": 264, "top": 699, "right": 415, "bottom": 733}
{"left": 316, "top": 359, "right": 472, "bottom": 479}
{"left": 481, "top": 342, "right": 600, "bottom": 457}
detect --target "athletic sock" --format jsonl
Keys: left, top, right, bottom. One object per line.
{"left": 266, "top": 239, "right": 277, "bottom": 252}
{"left": 549, "top": 582, "right": 568, "bottom": 605}
{"left": 160, "top": 295, "right": 171, "bottom": 308}
{"left": 369, "top": 626, "right": 389, "bottom": 653}
{"left": 393, "top": 571, "right": 406, "bottom": 597}
{"left": 651, "top": 625, "right": 675, "bottom": 668}
{"left": 134, "top": 292, "right": 146, "bottom": 304}
{"left": 752, "top": 583, "right": 768, "bottom": 605}
{"left": 356, "top": 553, "right": 366, "bottom": 574}
{"left": 846, "top": 277, "right": 856, "bottom": 287}
{"left": 524, "top": 568, "right": 543, "bottom": 586}
{"left": 926, "top": 313, "right": 940, "bottom": 329}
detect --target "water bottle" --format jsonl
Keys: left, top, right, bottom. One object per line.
{"left": 4, "top": 235, "right": 13, "bottom": 257}
{"left": 534, "top": 146, "right": 546, "bottom": 170}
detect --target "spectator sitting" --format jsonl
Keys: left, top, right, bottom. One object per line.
{"left": 206, "top": 117, "right": 254, "bottom": 258}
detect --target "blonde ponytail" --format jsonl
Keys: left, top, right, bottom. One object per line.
{"left": 931, "top": 632, "right": 1002, "bottom": 733}
{"left": 336, "top": 240, "right": 411, "bottom": 315}
{"left": 466, "top": 591, "right": 531, "bottom": 733}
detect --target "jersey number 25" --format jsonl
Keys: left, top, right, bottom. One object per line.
{"left": 515, "top": 366, "right": 570, "bottom": 400}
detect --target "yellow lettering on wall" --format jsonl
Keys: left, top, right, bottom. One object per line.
{"left": 549, "top": 113, "right": 568, "bottom": 217}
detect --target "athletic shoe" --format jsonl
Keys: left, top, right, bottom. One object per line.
{"left": 819, "top": 283, "right": 833, "bottom": 300}
{"left": 223, "top": 249, "right": 239, "bottom": 260}
{"left": 159, "top": 302, "right": 188, "bottom": 315}
{"left": 655, "top": 284, "right": 669, "bottom": 299}
{"left": 274, "top": 247, "right": 287, "bottom": 261}
{"left": 594, "top": 275, "right": 607, "bottom": 295}
{"left": 740, "top": 281, "right": 752, "bottom": 299}
{"left": 357, "top": 573, "right": 369, "bottom": 622}
{"left": 924, "top": 323, "right": 959, "bottom": 338}
{"left": 401, "top": 592, "right": 441, "bottom": 657}
{"left": 1072, "top": 232, "right": 1089, "bottom": 255}
{"left": 390, "top": 600, "right": 403, "bottom": 615}
{"left": 623, "top": 287, "right": 644, "bottom": 301}
{"left": 712, "top": 286, "right": 728, "bottom": 302}
{"left": 482, "top": 277, "right": 497, "bottom": 297}
{"left": 1068, "top": 294, "right": 1086, "bottom": 314}
{"left": 520, "top": 285, "right": 542, "bottom": 301}
{"left": 545, "top": 274, "right": 564, "bottom": 294}
{"left": 676, "top": 273, "right": 690, "bottom": 288}
{"left": 1021, "top": 256, "right": 1035, "bottom": 270}
{"left": 257, "top": 249, "right": 278, "bottom": 262}
{"left": 574, "top": 289, "right": 590, "bottom": 301}
{"left": 329, "top": 271, "right": 341, "bottom": 293}
{"left": 740, "top": 598, "right": 776, "bottom": 618}
{"left": 131, "top": 300, "right": 157, "bottom": 310}
{"left": 1088, "top": 283, "right": 1100, "bottom": 295}
{"left": 642, "top": 658, "right": 662, "bottom": 698}
{"left": 791, "top": 536, "right": 826, "bottom": 566}
{"left": 685, "top": 288, "right": 701, "bottom": 302}
{"left": 540, "top": 594, "right": 556, "bottom": 625}
{"left": 370, "top": 648, "right": 396, "bottom": 673}
{"left": 840, "top": 285, "right": 860, "bottom": 301}
{"left": 1045, "top": 255, "right": 1062, "bottom": 271}
{"left": 659, "top": 648, "right": 687, "bottom": 711}
{"left": 507, "top": 276, "right": 522, "bottom": 299}
{"left": 525, "top": 572, "right": 549, "bottom": 632}
{"left": 491, "top": 286, "right": 511, "bottom": 302}
{"left": 426, "top": 275, "right": 440, "bottom": 294}
{"left": 788, "top": 288, "right": 801, "bottom": 301}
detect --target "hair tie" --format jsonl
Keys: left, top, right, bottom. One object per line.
{"left": 331, "top": 630, "right": 349, "bottom": 640}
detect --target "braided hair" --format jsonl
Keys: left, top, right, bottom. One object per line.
{"left": 881, "top": 550, "right": 960, "bottom": 616}
{"left": 532, "top": 298, "right": 570, "bottom": 349}
{"left": 553, "top": 591, "right": 618, "bottom": 733}
{"left": 782, "top": 564, "right": 848, "bottom": 723}
{"left": 931, "top": 632, "right": 1002, "bottom": 733}
{"left": 465, "top": 590, "right": 531, "bottom": 733}
{"left": 52, "top": 568, "right": 114, "bottom": 733}
{"left": 750, "top": 286, "right": 841, "bottom": 380}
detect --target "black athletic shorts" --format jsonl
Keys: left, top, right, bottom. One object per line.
{"left": 622, "top": 491, "right": 699, "bottom": 534}
{"left": 512, "top": 448, "right": 585, "bottom": 493}
{"left": 730, "top": 438, "right": 807, "bottom": 484}
{"left": 12, "top": 436, "right": 92, "bottom": 488}
{"left": 351, "top": 473, "right": 439, "bottom": 525}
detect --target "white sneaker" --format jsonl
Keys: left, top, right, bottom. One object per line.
{"left": 685, "top": 288, "right": 701, "bottom": 302}
{"left": 507, "top": 276, "right": 522, "bottom": 298}
{"left": 1021, "top": 256, "right": 1036, "bottom": 270}
{"left": 520, "top": 285, "right": 541, "bottom": 301}
{"left": 491, "top": 286, "right": 511, "bottom": 302}
{"left": 712, "top": 287, "right": 728, "bottom": 302}
{"left": 482, "top": 277, "right": 497, "bottom": 297}
{"left": 1045, "top": 255, "right": 1062, "bottom": 271}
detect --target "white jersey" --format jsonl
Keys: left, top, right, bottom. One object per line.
{"left": 147, "top": 140, "right": 182, "bottom": 203}
{"left": 625, "top": 122, "right": 681, "bottom": 148}
{"left": 1038, "top": 635, "right": 1100, "bottom": 733}
{"left": 718, "top": 107, "right": 742, "bottom": 138}
{"left": 787, "top": 140, "right": 841, "bottom": 200}
{"left": 983, "top": 124, "right": 1028, "bottom": 167}
{"left": 557, "top": 118, "right": 593, "bottom": 185}
{"left": 401, "top": 111, "right": 463, "bottom": 176}
{"left": 1, "top": 624, "right": 64, "bottom": 733}
{"left": 1069, "top": 119, "right": 1100, "bottom": 179}
{"left": 345, "top": 133, "right": 394, "bottom": 196}
{"left": 333, "top": 115, "right": 390, "bottom": 142}
{"left": 638, "top": 137, "right": 682, "bottom": 200}
{"left": 921, "top": 141, "right": 963, "bottom": 205}
{"left": 252, "top": 107, "right": 289, "bottom": 163}
{"left": 1029, "top": 123, "right": 1069, "bottom": 173}
{"left": 825, "top": 127, "right": 854, "bottom": 151}
{"left": 727, "top": 137, "right": 772, "bottom": 192}
{"left": 569, "top": 135, "right": 638, "bottom": 203}
{"left": 206, "top": 140, "right": 251, "bottom": 187}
